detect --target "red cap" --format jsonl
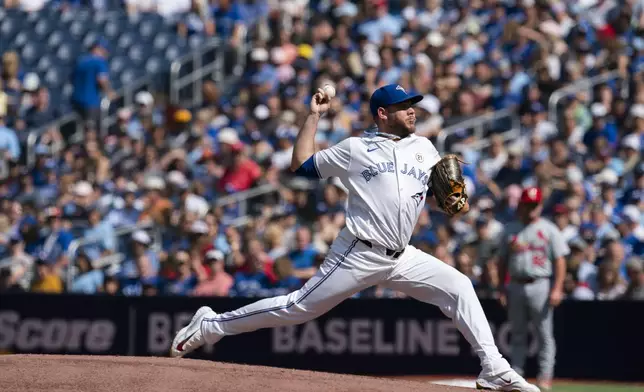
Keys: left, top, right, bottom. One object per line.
{"left": 520, "top": 186, "right": 542, "bottom": 204}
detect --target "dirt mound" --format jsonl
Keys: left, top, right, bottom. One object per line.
{"left": 0, "top": 354, "right": 472, "bottom": 392}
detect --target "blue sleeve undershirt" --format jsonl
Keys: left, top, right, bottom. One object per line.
{"left": 294, "top": 155, "right": 321, "bottom": 179}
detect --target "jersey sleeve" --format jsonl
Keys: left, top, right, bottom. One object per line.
{"left": 550, "top": 224, "right": 570, "bottom": 259}
{"left": 97, "top": 58, "right": 109, "bottom": 79}
{"left": 313, "top": 137, "right": 352, "bottom": 179}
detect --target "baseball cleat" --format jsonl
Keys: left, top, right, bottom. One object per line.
{"left": 476, "top": 370, "right": 540, "bottom": 391}
{"left": 170, "top": 306, "right": 214, "bottom": 358}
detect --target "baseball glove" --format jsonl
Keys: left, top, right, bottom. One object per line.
{"left": 429, "top": 154, "right": 469, "bottom": 216}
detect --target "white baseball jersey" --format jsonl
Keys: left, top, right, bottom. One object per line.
{"left": 196, "top": 132, "right": 514, "bottom": 378}
{"left": 313, "top": 133, "right": 441, "bottom": 251}
{"left": 498, "top": 218, "right": 570, "bottom": 279}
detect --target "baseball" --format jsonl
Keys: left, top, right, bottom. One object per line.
{"left": 323, "top": 84, "right": 336, "bottom": 99}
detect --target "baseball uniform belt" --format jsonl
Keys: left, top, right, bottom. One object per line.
{"left": 513, "top": 277, "right": 548, "bottom": 284}
{"left": 356, "top": 238, "right": 405, "bottom": 259}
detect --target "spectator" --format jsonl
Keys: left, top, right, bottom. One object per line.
{"left": 470, "top": 217, "right": 500, "bottom": 267}
{"left": 289, "top": 226, "right": 319, "bottom": 280}
{"left": 36, "top": 207, "right": 73, "bottom": 263}
{"left": 478, "top": 199, "right": 504, "bottom": 241}
{"left": 31, "top": 258, "right": 63, "bottom": 293}
{"left": 230, "top": 250, "right": 270, "bottom": 298}
{"left": 0, "top": 81, "right": 8, "bottom": 128}
{"left": 589, "top": 203, "right": 620, "bottom": 245}
{"left": 0, "top": 112, "right": 21, "bottom": 162}
{"left": 244, "top": 237, "right": 276, "bottom": 280}
{"left": 562, "top": 270, "right": 595, "bottom": 301}
{"left": 70, "top": 252, "right": 104, "bottom": 294}
{"left": 4, "top": 0, "right": 48, "bottom": 11}
{"left": 216, "top": 129, "right": 262, "bottom": 193}
{"left": 271, "top": 256, "right": 302, "bottom": 295}
{"left": 177, "top": 0, "right": 214, "bottom": 38}
{"left": 102, "top": 275, "right": 120, "bottom": 295}
{"left": 619, "top": 134, "right": 641, "bottom": 175}
{"left": 263, "top": 223, "right": 289, "bottom": 260}
{"left": 164, "top": 250, "right": 198, "bottom": 295}
{"left": 493, "top": 146, "right": 527, "bottom": 189}
{"left": 1, "top": 0, "right": 643, "bottom": 306}
{"left": 434, "top": 224, "right": 456, "bottom": 254}
{"left": 70, "top": 39, "right": 114, "bottom": 129}
{"left": 479, "top": 135, "right": 508, "bottom": 181}
{"left": 595, "top": 261, "right": 627, "bottom": 300}
{"left": 1, "top": 52, "right": 21, "bottom": 119}
{"left": 476, "top": 260, "right": 501, "bottom": 300}
{"left": 119, "top": 247, "right": 160, "bottom": 297}
{"left": 0, "top": 233, "right": 35, "bottom": 291}
{"left": 211, "top": 0, "right": 246, "bottom": 47}
{"left": 599, "top": 238, "right": 627, "bottom": 278}
{"left": 357, "top": 0, "right": 403, "bottom": 44}
{"left": 104, "top": 184, "right": 141, "bottom": 228}
{"left": 455, "top": 251, "right": 478, "bottom": 286}
{"left": 566, "top": 237, "right": 598, "bottom": 294}
{"left": 552, "top": 205, "right": 579, "bottom": 243}
{"left": 622, "top": 257, "right": 644, "bottom": 300}
{"left": 23, "top": 87, "right": 57, "bottom": 131}
{"left": 83, "top": 209, "right": 117, "bottom": 254}
{"left": 139, "top": 176, "right": 173, "bottom": 225}
{"left": 192, "top": 249, "right": 233, "bottom": 297}
{"left": 618, "top": 206, "right": 644, "bottom": 258}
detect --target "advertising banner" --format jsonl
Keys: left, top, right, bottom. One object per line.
{"left": 1, "top": 294, "right": 642, "bottom": 381}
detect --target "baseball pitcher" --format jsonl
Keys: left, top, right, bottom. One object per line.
{"left": 171, "top": 84, "right": 540, "bottom": 392}
{"left": 497, "top": 187, "right": 569, "bottom": 391}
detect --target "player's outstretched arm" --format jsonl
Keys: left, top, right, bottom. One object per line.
{"left": 290, "top": 88, "right": 331, "bottom": 172}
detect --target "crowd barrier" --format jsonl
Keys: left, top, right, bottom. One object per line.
{"left": 1, "top": 294, "right": 642, "bottom": 381}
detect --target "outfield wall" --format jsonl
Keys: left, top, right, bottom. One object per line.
{"left": 1, "top": 294, "right": 642, "bottom": 381}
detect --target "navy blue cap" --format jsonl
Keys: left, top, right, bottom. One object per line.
{"left": 369, "top": 84, "right": 423, "bottom": 117}
{"left": 92, "top": 37, "right": 110, "bottom": 52}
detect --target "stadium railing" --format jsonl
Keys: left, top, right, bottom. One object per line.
{"left": 451, "top": 127, "right": 522, "bottom": 154}
{"left": 169, "top": 38, "right": 224, "bottom": 108}
{"left": 65, "top": 221, "right": 161, "bottom": 289}
{"left": 99, "top": 76, "right": 156, "bottom": 137}
{"left": 25, "top": 112, "right": 81, "bottom": 169}
{"left": 435, "top": 107, "right": 520, "bottom": 154}
{"left": 213, "top": 183, "right": 281, "bottom": 227}
{"left": 169, "top": 37, "right": 248, "bottom": 109}
{"left": 547, "top": 70, "right": 622, "bottom": 124}
{"left": 23, "top": 72, "right": 155, "bottom": 169}
{"left": 548, "top": 64, "right": 644, "bottom": 125}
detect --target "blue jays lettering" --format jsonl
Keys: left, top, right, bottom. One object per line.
{"left": 361, "top": 162, "right": 430, "bottom": 185}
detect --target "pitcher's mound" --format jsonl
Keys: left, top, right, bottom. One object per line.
{"left": 0, "top": 354, "right": 473, "bottom": 391}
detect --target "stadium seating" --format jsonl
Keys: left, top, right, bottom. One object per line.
{"left": 0, "top": 4, "right": 193, "bottom": 113}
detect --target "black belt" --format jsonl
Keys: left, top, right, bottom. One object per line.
{"left": 357, "top": 238, "right": 405, "bottom": 259}
{"left": 513, "top": 277, "right": 547, "bottom": 284}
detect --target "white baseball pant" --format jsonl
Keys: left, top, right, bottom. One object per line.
{"left": 202, "top": 228, "right": 511, "bottom": 376}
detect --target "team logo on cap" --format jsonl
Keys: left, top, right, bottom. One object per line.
{"left": 529, "top": 188, "right": 538, "bottom": 200}
{"left": 396, "top": 85, "right": 406, "bottom": 93}
{"left": 415, "top": 153, "right": 423, "bottom": 163}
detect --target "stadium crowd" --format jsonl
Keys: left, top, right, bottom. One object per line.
{"left": 0, "top": 0, "right": 642, "bottom": 301}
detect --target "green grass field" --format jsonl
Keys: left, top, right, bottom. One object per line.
{"left": 552, "top": 383, "right": 644, "bottom": 392}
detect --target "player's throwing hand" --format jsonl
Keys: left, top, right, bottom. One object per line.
{"left": 310, "top": 88, "right": 331, "bottom": 116}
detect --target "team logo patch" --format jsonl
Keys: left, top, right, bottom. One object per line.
{"left": 412, "top": 191, "right": 424, "bottom": 207}
{"left": 396, "top": 85, "right": 406, "bottom": 93}
{"left": 415, "top": 153, "right": 424, "bottom": 163}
